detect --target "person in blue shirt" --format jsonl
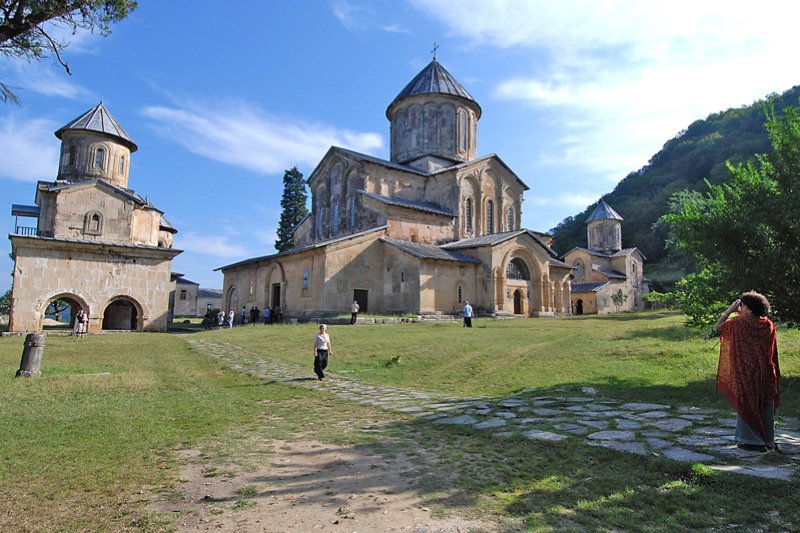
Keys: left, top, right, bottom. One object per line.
{"left": 463, "top": 301, "right": 473, "bottom": 328}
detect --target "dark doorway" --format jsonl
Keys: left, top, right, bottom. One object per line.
{"left": 575, "top": 299, "right": 584, "bottom": 315}
{"left": 102, "top": 299, "right": 138, "bottom": 330}
{"left": 271, "top": 283, "right": 281, "bottom": 310}
{"left": 513, "top": 289, "right": 522, "bottom": 314}
{"left": 353, "top": 289, "right": 368, "bottom": 313}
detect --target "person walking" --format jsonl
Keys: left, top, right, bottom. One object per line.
{"left": 263, "top": 305, "right": 271, "bottom": 324}
{"left": 716, "top": 291, "right": 781, "bottom": 452}
{"left": 313, "top": 324, "right": 332, "bottom": 380}
{"left": 240, "top": 306, "right": 247, "bottom": 325}
{"left": 226, "top": 309, "right": 235, "bottom": 328}
{"left": 463, "top": 300, "right": 473, "bottom": 328}
{"left": 350, "top": 299, "right": 360, "bottom": 325}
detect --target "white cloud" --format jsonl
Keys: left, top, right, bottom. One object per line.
{"left": 0, "top": 117, "right": 60, "bottom": 182}
{"left": 176, "top": 231, "right": 248, "bottom": 258}
{"left": 141, "top": 100, "right": 383, "bottom": 175}
{"left": 529, "top": 192, "right": 600, "bottom": 209}
{"left": 412, "top": 0, "right": 800, "bottom": 180}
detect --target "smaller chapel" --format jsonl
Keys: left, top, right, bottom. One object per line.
{"left": 7, "top": 103, "right": 181, "bottom": 333}
{"left": 563, "top": 199, "right": 649, "bottom": 314}
{"left": 219, "top": 59, "right": 574, "bottom": 318}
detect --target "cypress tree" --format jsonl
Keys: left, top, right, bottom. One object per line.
{"left": 274, "top": 166, "right": 309, "bottom": 252}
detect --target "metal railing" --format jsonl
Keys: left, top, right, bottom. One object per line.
{"left": 14, "top": 226, "right": 37, "bottom": 236}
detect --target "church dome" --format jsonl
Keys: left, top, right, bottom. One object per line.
{"left": 55, "top": 102, "right": 138, "bottom": 152}
{"left": 386, "top": 59, "right": 481, "bottom": 119}
{"left": 386, "top": 59, "right": 481, "bottom": 169}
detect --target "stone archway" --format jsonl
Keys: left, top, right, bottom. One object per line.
{"left": 225, "top": 286, "right": 239, "bottom": 315}
{"left": 101, "top": 297, "right": 141, "bottom": 330}
{"left": 575, "top": 299, "right": 584, "bottom": 315}
{"left": 41, "top": 293, "right": 89, "bottom": 331}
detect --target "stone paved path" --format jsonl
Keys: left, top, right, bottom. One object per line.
{"left": 187, "top": 338, "right": 800, "bottom": 482}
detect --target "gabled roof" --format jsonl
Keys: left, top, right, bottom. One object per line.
{"left": 216, "top": 225, "right": 389, "bottom": 271}
{"left": 563, "top": 246, "right": 646, "bottom": 261}
{"left": 571, "top": 281, "right": 610, "bottom": 293}
{"left": 176, "top": 277, "right": 200, "bottom": 286}
{"left": 359, "top": 190, "right": 454, "bottom": 217}
{"left": 380, "top": 237, "right": 481, "bottom": 264}
{"left": 442, "top": 229, "right": 559, "bottom": 258}
{"left": 430, "top": 153, "right": 530, "bottom": 191}
{"left": 311, "top": 146, "right": 428, "bottom": 182}
{"left": 37, "top": 179, "right": 163, "bottom": 215}
{"left": 593, "top": 266, "right": 627, "bottom": 279}
{"left": 55, "top": 102, "right": 138, "bottom": 152}
{"left": 387, "top": 59, "right": 481, "bottom": 119}
{"left": 586, "top": 198, "right": 623, "bottom": 222}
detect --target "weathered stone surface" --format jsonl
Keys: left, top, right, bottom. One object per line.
{"left": 474, "top": 418, "right": 507, "bottom": 430}
{"left": 590, "top": 441, "right": 649, "bottom": 455}
{"left": 710, "top": 465, "right": 796, "bottom": 481}
{"left": 650, "top": 418, "right": 694, "bottom": 432}
{"left": 434, "top": 415, "right": 477, "bottom": 425}
{"left": 660, "top": 447, "right": 715, "bottom": 462}
{"left": 621, "top": 402, "right": 672, "bottom": 411}
{"left": 587, "top": 430, "right": 635, "bottom": 441}
{"left": 522, "top": 429, "right": 568, "bottom": 442}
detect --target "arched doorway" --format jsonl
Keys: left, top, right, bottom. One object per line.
{"left": 575, "top": 299, "right": 584, "bottom": 315}
{"left": 226, "top": 286, "right": 239, "bottom": 314}
{"left": 42, "top": 294, "right": 87, "bottom": 331}
{"left": 102, "top": 298, "right": 139, "bottom": 330}
{"left": 513, "top": 289, "right": 523, "bottom": 314}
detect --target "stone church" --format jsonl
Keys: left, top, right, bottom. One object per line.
{"left": 219, "top": 59, "right": 574, "bottom": 318}
{"left": 7, "top": 103, "right": 181, "bottom": 333}
{"left": 563, "top": 199, "right": 649, "bottom": 314}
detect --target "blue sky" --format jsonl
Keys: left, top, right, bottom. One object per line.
{"left": 3, "top": 0, "right": 800, "bottom": 292}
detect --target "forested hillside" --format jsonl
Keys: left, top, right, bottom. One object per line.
{"left": 550, "top": 84, "right": 800, "bottom": 289}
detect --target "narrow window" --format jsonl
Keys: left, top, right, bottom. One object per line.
{"left": 67, "top": 145, "right": 77, "bottom": 167}
{"left": 465, "top": 197, "right": 473, "bottom": 234}
{"left": 349, "top": 196, "right": 356, "bottom": 228}
{"left": 83, "top": 211, "right": 103, "bottom": 235}
{"left": 179, "top": 289, "right": 187, "bottom": 300}
{"left": 507, "top": 207, "right": 514, "bottom": 231}
{"left": 302, "top": 267, "right": 309, "bottom": 290}
{"left": 94, "top": 147, "right": 106, "bottom": 170}
{"left": 118, "top": 155, "right": 125, "bottom": 174}
{"left": 458, "top": 110, "right": 468, "bottom": 152}
{"left": 457, "top": 285, "right": 463, "bottom": 304}
{"left": 332, "top": 202, "right": 340, "bottom": 234}
{"left": 486, "top": 200, "right": 494, "bottom": 234}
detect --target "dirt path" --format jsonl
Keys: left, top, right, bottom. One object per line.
{"left": 151, "top": 440, "right": 493, "bottom": 533}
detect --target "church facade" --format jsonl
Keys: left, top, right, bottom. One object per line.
{"left": 219, "top": 60, "right": 574, "bottom": 318}
{"left": 7, "top": 103, "right": 181, "bottom": 333}
{"left": 563, "top": 199, "right": 649, "bottom": 314}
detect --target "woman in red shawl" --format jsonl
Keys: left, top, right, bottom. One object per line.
{"left": 715, "top": 291, "right": 781, "bottom": 452}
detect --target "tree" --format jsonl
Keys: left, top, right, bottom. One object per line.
{"left": 274, "top": 166, "right": 309, "bottom": 252}
{"left": 661, "top": 103, "right": 800, "bottom": 327}
{"left": 0, "top": 288, "right": 10, "bottom": 313}
{"left": 1, "top": 0, "right": 137, "bottom": 103}
{"left": 610, "top": 288, "right": 628, "bottom": 312}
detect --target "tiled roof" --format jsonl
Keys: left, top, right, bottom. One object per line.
{"left": 571, "top": 282, "right": 609, "bottom": 292}
{"left": 359, "top": 190, "right": 454, "bottom": 217}
{"left": 11, "top": 204, "right": 39, "bottom": 217}
{"left": 387, "top": 59, "right": 481, "bottom": 118}
{"left": 176, "top": 277, "right": 199, "bottom": 286}
{"left": 55, "top": 102, "right": 138, "bottom": 152}
{"left": 38, "top": 179, "right": 159, "bottom": 212}
{"left": 429, "top": 153, "right": 530, "bottom": 191}
{"left": 548, "top": 258, "right": 574, "bottom": 269}
{"left": 216, "top": 225, "right": 389, "bottom": 271}
{"left": 586, "top": 199, "right": 623, "bottom": 222}
{"left": 381, "top": 237, "right": 481, "bottom": 263}
{"left": 326, "top": 146, "right": 429, "bottom": 176}
{"left": 442, "top": 229, "right": 558, "bottom": 258}
{"left": 593, "top": 266, "right": 627, "bottom": 279}
{"left": 10, "top": 234, "right": 182, "bottom": 254}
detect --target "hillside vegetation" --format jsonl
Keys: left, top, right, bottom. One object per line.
{"left": 551, "top": 84, "right": 800, "bottom": 288}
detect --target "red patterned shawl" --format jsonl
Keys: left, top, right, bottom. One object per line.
{"left": 717, "top": 315, "right": 780, "bottom": 441}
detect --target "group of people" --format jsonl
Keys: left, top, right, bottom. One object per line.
{"left": 72, "top": 309, "right": 89, "bottom": 338}
{"left": 204, "top": 306, "right": 284, "bottom": 329}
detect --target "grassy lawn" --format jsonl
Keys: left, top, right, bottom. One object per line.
{"left": 0, "top": 311, "right": 798, "bottom": 532}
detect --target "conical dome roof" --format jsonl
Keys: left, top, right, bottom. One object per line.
{"left": 387, "top": 59, "right": 481, "bottom": 119}
{"left": 55, "top": 102, "right": 138, "bottom": 152}
{"left": 586, "top": 199, "right": 623, "bottom": 222}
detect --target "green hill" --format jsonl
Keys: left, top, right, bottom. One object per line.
{"left": 550, "top": 85, "right": 800, "bottom": 289}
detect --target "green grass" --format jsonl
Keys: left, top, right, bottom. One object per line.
{"left": 0, "top": 311, "right": 798, "bottom": 532}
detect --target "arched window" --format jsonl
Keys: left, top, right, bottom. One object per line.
{"left": 349, "top": 196, "right": 356, "bottom": 228}
{"left": 465, "top": 197, "right": 473, "bottom": 234}
{"left": 332, "top": 202, "right": 340, "bottom": 235}
{"left": 302, "top": 267, "right": 309, "bottom": 290}
{"left": 507, "top": 207, "right": 514, "bottom": 231}
{"left": 94, "top": 147, "right": 106, "bottom": 170}
{"left": 83, "top": 211, "right": 103, "bottom": 235}
{"left": 66, "top": 145, "right": 77, "bottom": 167}
{"left": 506, "top": 258, "right": 530, "bottom": 280}
{"left": 458, "top": 109, "right": 468, "bottom": 152}
{"left": 486, "top": 200, "right": 494, "bottom": 234}
{"left": 118, "top": 155, "right": 125, "bottom": 174}
{"left": 573, "top": 259, "right": 585, "bottom": 281}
